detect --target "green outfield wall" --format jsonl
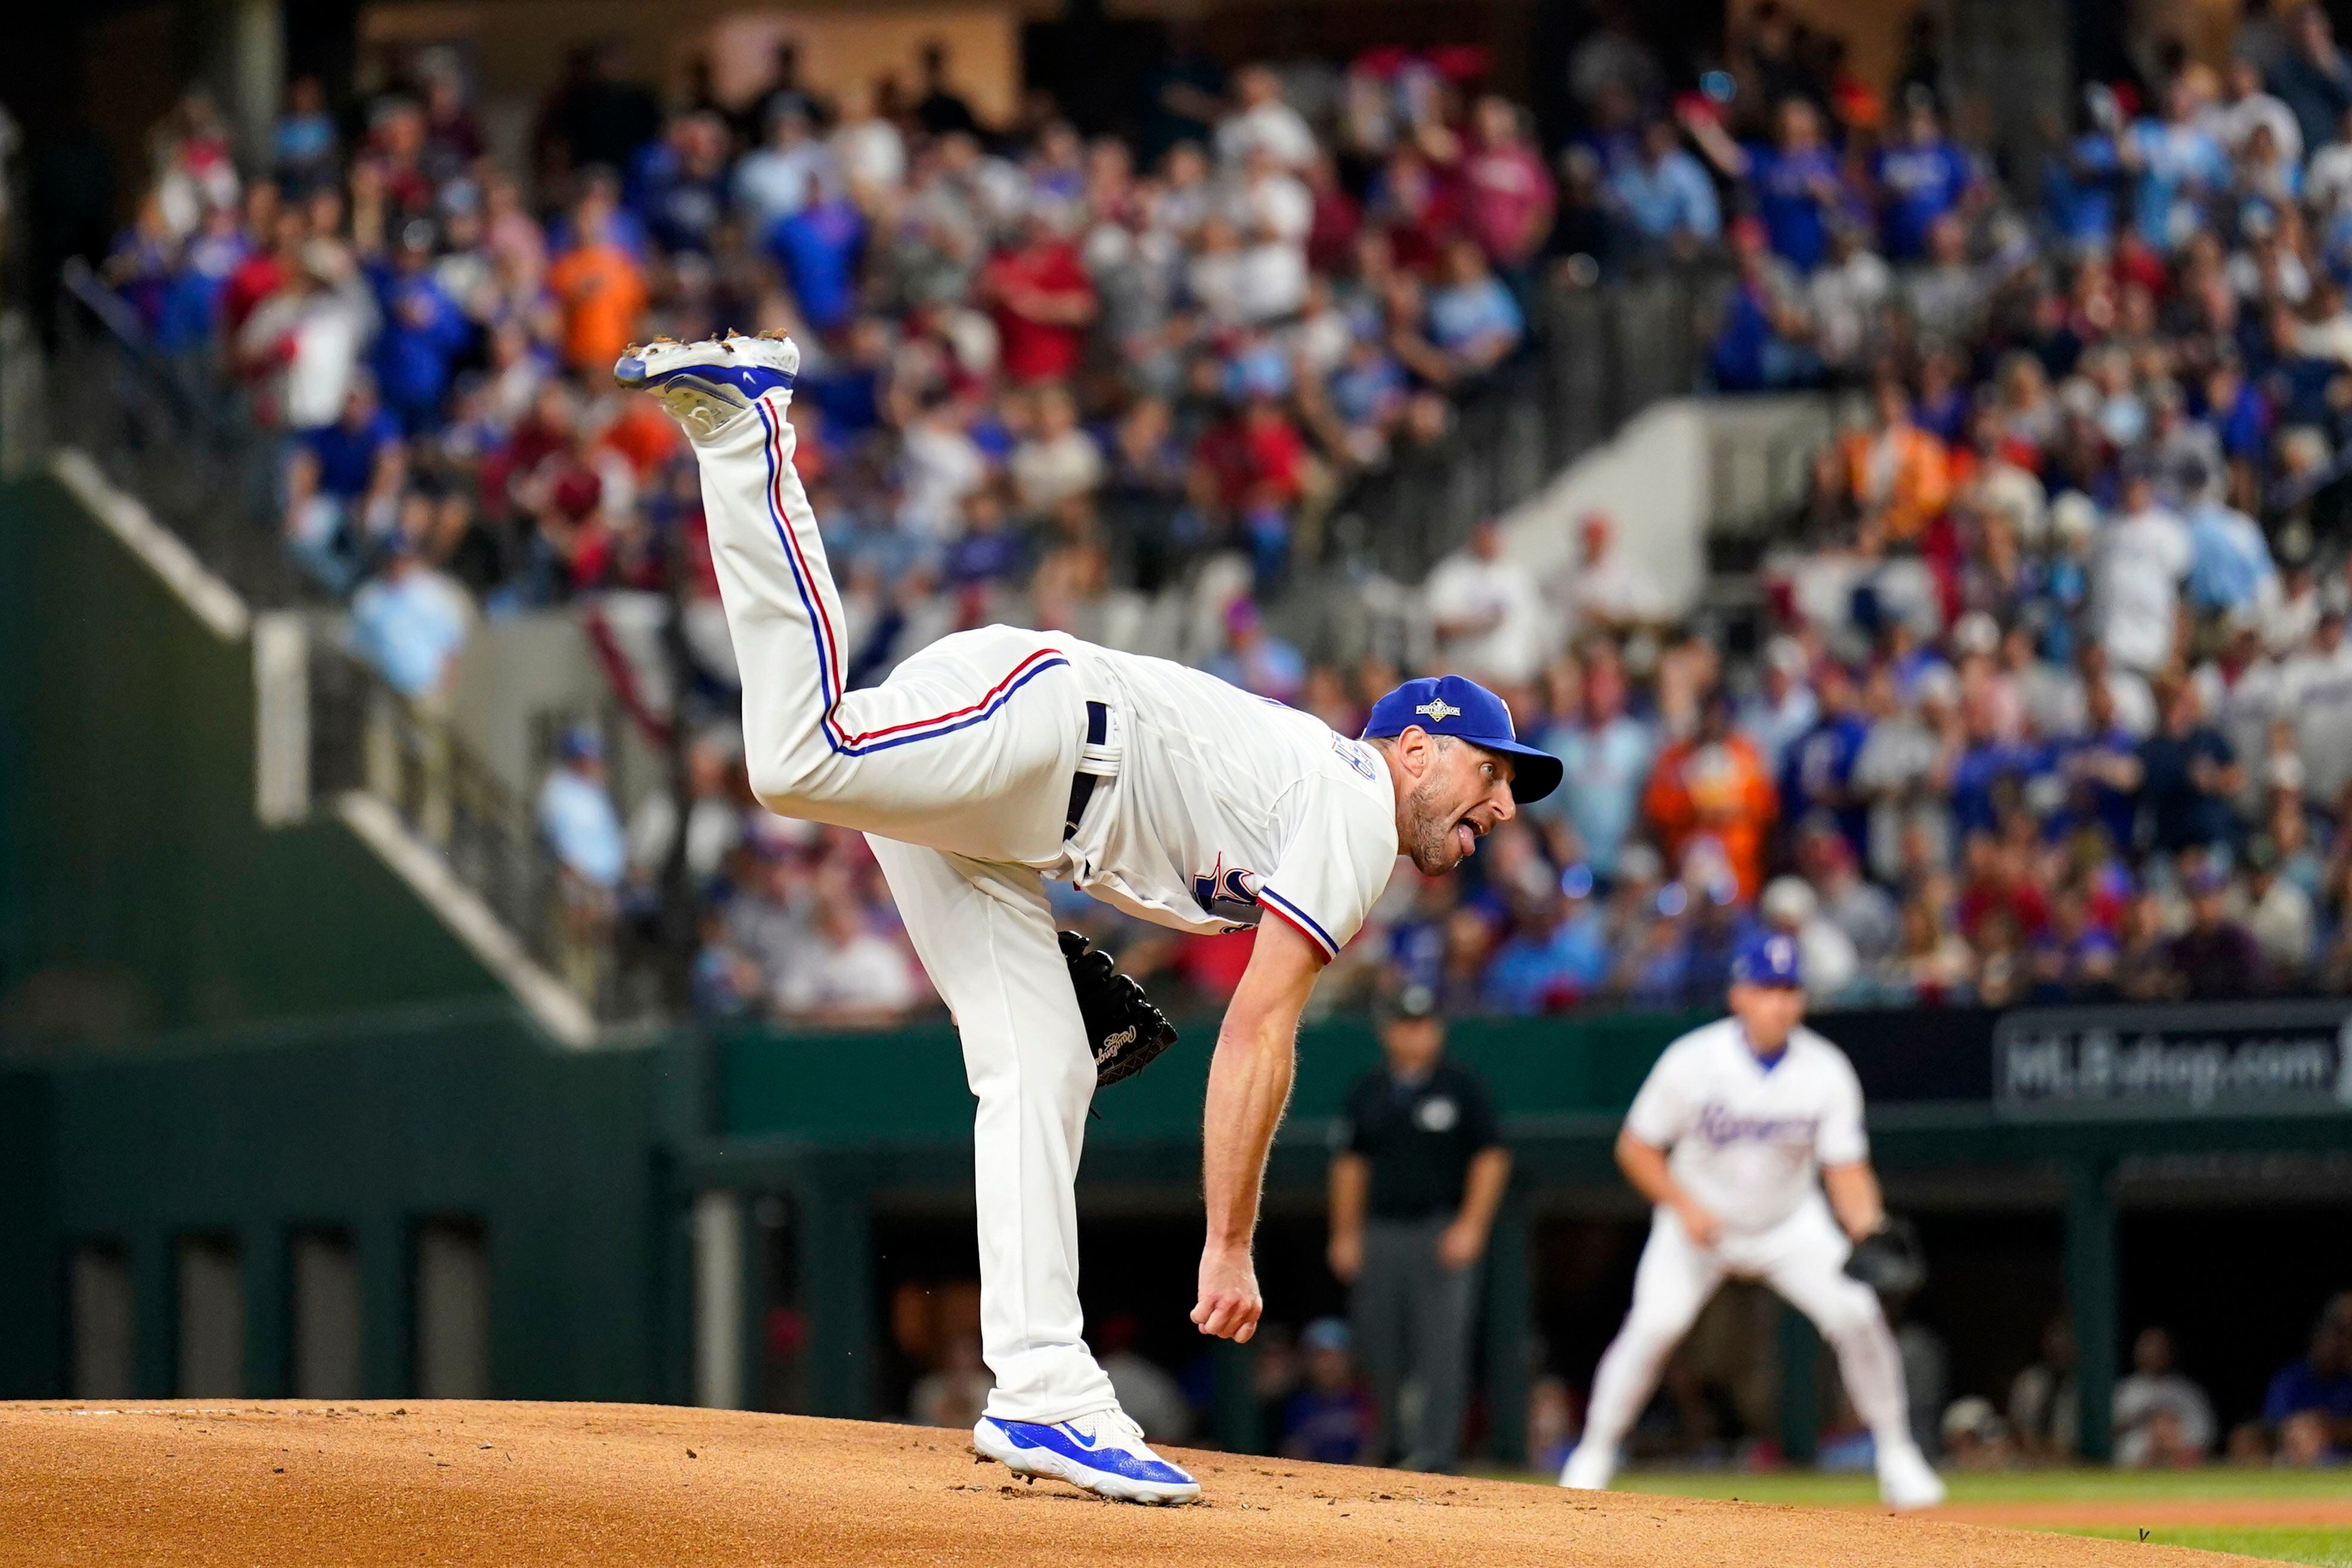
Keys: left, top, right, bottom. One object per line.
{"left": 0, "top": 476, "right": 501, "bottom": 1039}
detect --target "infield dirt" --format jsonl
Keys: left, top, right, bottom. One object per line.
{"left": 0, "top": 1400, "right": 2284, "bottom": 1566}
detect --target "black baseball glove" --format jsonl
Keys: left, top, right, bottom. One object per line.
{"left": 1843, "top": 1214, "right": 1928, "bottom": 1296}
{"left": 1060, "top": 930, "right": 1179, "bottom": 1089}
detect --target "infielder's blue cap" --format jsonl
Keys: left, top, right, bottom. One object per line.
{"left": 1732, "top": 930, "right": 1805, "bottom": 988}
{"left": 1363, "top": 675, "right": 1563, "bottom": 804}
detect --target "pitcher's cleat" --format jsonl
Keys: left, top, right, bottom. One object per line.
{"left": 1557, "top": 1442, "right": 1616, "bottom": 1492}
{"left": 613, "top": 333, "right": 800, "bottom": 438}
{"left": 1875, "top": 1440, "right": 1947, "bottom": 1511}
{"left": 971, "top": 1412, "right": 1201, "bottom": 1505}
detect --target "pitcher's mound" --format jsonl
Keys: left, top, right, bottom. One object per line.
{"left": 1, "top": 1401, "right": 2265, "bottom": 1566}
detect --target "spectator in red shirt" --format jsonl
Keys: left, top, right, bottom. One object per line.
{"left": 980, "top": 209, "right": 1098, "bottom": 384}
{"left": 1194, "top": 392, "right": 1307, "bottom": 512}
{"left": 1957, "top": 832, "right": 2050, "bottom": 946}
{"left": 222, "top": 191, "right": 305, "bottom": 339}
{"left": 1460, "top": 95, "right": 1556, "bottom": 277}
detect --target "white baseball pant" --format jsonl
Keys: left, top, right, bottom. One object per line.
{"left": 1578, "top": 1194, "right": 1912, "bottom": 1459}
{"left": 693, "top": 388, "right": 1118, "bottom": 1424}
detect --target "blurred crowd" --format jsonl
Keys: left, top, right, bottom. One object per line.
{"left": 1288, "top": 0, "right": 2352, "bottom": 1019}
{"left": 1942, "top": 1293, "right": 2352, "bottom": 1470}
{"left": 100, "top": 36, "right": 1569, "bottom": 1024}
{"left": 97, "top": 2, "right": 2352, "bottom": 1024}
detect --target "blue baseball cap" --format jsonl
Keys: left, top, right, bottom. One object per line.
{"left": 1362, "top": 675, "right": 1562, "bottom": 804}
{"left": 1732, "top": 930, "right": 1805, "bottom": 989}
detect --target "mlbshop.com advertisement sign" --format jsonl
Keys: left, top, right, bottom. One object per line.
{"left": 1994, "top": 1002, "right": 2352, "bottom": 1119}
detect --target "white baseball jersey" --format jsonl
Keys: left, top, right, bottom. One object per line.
{"left": 1062, "top": 646, "right": 1402, "bottom": 960}
{"left": 1623, "top": 1018, "right": 1870, "bottom": 1234}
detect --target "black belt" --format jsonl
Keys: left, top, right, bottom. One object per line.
{"left": 1064, "top": 701, "right": 1108, "bottom": 840}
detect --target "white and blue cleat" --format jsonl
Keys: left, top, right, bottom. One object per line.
{"left": 972, "top": 1411, "right": 1201, "bottom": 1505}
{"left": 613, "top": 331, "right": 799, "bottom": 438}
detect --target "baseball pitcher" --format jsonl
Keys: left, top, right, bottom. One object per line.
{"left": 1558, "top": 932, "right": 1946, "bottom": 1510}
{"left": 620, "top": 334, "right": 1560, "bottom": 1502}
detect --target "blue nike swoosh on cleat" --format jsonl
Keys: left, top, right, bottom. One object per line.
{"left": 615, "top": 359, "right": 794, "bottom": 397}
{"left": 985, "top": 1420, "right": 1194, "bottom": 1485}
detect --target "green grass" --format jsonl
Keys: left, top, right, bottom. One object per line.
{"left": 2058, "top": 1527, "right": 2352, "bottom": 1567}
{"left": 1607, "top": 1467, "right": 2352, "bottom": 1506}
{"left": 1589, "top": 1469, "right": 2352, "bottom": 1566}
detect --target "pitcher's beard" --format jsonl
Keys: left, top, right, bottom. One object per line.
{"left": 1402, "top": 778, "right": 1459, "bottom": 875}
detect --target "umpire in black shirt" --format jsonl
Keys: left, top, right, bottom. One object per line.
{"left": 1327, "top": 985, "right": 1511, "bottom": 1470}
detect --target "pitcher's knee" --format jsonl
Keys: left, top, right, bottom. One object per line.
{"left": 747, "top": 752, "right": 825, "bottom": 813}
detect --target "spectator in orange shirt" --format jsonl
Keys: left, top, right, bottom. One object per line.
{"left": 546, "top": 181, "right": 648, "bottom": 375}
{"left": 1643, "top": 689, "right": 1778, "bottom": 898}
{"left": 1839, "top": 377, "right": 1951, "bottom": 542}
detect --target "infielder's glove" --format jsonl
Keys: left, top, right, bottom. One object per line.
{"left": 1060, "top": 930, "right": 1179, "bottom": 1090}
{"left": 1843, "top": 1215, "right": 1928, "bottom": 1297}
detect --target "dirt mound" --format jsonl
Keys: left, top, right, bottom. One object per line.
{"left": 0, "top": 1401, "right": 2273, "bottom": 1566}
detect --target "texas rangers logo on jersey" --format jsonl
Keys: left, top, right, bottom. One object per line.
{"left": 1191, "top": 855, "right": 1263, "bottom": 926}
{"left": 1416, "top": 698, "right": 1462, "bottom": 724}
{"left": 1333, "top": 736, "right": 1378, "bottom": 780}
{"left": 1694, "top": 1103, "right": 1819, "bottom": 1148}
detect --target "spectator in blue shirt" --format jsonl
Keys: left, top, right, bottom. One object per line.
{"left": 371, "top": 219, "right": 473, "bottom": 433}
{"left": 1951, "top": 698, "right": 2046, "bottom": 839}
{"left": 1423, "top": 237, "right": 1524, "bottom": 377}
{"left": 538, "top": 726, "right": 627, "bottom": 892}
{"left": 2052, "top": 677, "right": 2145, "bottom": 851}
{"left": 1874, "top": 92, "right": 1976, "bottom": 261}
{"left": 767, "top": 171, "right": 867, "bottom": 334}
{"left": 1536, "top": 650, "right": 1653, "bottom": 879}
{"left": 1689, "top": 97, "right": 1846, "bottom": 272}
{"left": 942, "top": 488, "right": 1027, "bottom": 588}
{"left": 628, "top": 111, "right": 732, "bottom": 255}
{"left": 157, "top": 202, "right": 249, "bottom": 351}
{"left": 2261, "top": 1290, "right": 2352, "bottom": 1462}
{"left": 1279, "top": 1318, "right": 1371, "bottom": 1464}
{"left": 1779, "top": 662, "right": 1872, "bottom": 862}
{"left": 1482, "top": 872, "right": 1610, "bottom": 1012}
{"left": 2199, "top": 357, "right": 2269, "bottom": 467}
{"left": 2183, "top": 467, "right": 2276, "bottom": 615}
{"left": 284, "top": 379, "right": 405, "bottom": 591}
{"left": 2045, "top": 85, "right": 2130, "bottom": 250}
{"left": 2139, "top": 678, "right": 2242, "bottom": 854}
{"left": 1609, "top": 119, "right": 1722, "bottom": 258}
{"left": 349, "top": 532, "right": 468, "bottom": 699}
{"left": 1710, "top": 215, "right": 1819, "bottom": 391}
{"left": 2123, "top": 77, "right": 2230, "bottom": 252}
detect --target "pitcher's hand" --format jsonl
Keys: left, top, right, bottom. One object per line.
{"left": 1191, "top": 1243, "right": 1263, "bottom": 1342}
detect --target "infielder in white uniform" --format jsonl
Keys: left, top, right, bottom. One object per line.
{"left": 618, "top": 334, "right": 1563, "bottom": 1503}
{"left": 1558, "top": 932, "right": 1947, "bottom": 1510}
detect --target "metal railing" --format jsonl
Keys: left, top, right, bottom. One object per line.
{"left": 52, "top": 257, "right": 318, "bottom": 608}
{"left": 1320, "top": 264, "right": 1733, "bottom": 585}
{"left": 303, "top": 631, "right": 668, "bottom": 1023}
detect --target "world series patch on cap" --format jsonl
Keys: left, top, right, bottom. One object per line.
{"left": 1362, "top": 675, "right": 1563, "bottom": 804}
{"left": 1733, "top": 931, "right": 1805, "bottom": 988}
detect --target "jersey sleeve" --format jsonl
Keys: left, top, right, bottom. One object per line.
{"left": 1814, "top": 1042, "right": 1870, "bottom": 1166}
{"left": 1622, "top": 1042, "right": 1696, "bottom": 1149}
{"left": 1256, "top": 770, "right": 1399, "bottom": 963}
